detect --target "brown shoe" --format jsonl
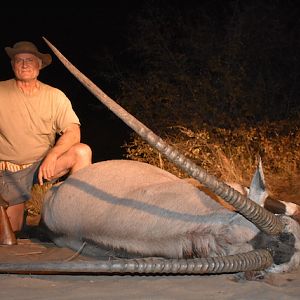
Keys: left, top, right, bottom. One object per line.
{"left": 0, "top": 196, "right": 17, "bottom": 245}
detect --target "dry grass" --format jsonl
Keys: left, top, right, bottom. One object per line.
{"left": 25, "top": 182, "right": 52, "bottom": 223}
{"left": 125, "top": 120, "right": 300, "bottom": 204}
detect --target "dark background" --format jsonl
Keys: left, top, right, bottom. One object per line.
{"left": 1, "top": 1, "right": 299, "bottom": 163}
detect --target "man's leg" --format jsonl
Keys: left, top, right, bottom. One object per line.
{"left": 6, "top": 202, "right": 25, "bottom": 232}
{"left": 2, "top": 162, "right": 41, "bottom": 233}
{"left": 5, "top": 144, "right": 91, "bottom": 232}
{"left": 53, "top": 143, "right": 92, "bottom": 178}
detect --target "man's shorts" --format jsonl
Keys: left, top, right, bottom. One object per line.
{"left": 0, "top": 161, "right": 41, "bottom": 206}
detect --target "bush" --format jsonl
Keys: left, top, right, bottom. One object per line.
{"left": 125, "top": 119, "right": 300, "bottom": 200}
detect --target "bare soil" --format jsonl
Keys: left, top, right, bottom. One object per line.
{"left": 0, "top": 239, "right": 300, "bottom": 300}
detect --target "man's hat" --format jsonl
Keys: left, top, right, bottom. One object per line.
{"left": 5, "top": 41, "right": 52, "bottom": 68}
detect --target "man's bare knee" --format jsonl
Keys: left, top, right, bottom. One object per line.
{"left": 75, "top": 143, "right": 92, "bottom": 161}
{"left": 71, "top": 143, "right": 92, "bottom": 173}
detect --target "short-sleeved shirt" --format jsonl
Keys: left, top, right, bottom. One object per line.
{"left": 0, "top": 79, "right": 80, "bottom": 164}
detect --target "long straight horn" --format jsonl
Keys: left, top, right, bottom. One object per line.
{"left": 42, "top": 37, "right": 284, "bottom": 235}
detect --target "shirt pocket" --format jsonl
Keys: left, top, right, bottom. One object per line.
{"left": 31, "top": 117, "right": 53, "bottom": 135}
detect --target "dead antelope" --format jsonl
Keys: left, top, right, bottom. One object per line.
{"left": 40, "top": 158, "right": 300, "bottom": 276}
{"left": 1, "top": 38, "right": 299, "bottom": 276}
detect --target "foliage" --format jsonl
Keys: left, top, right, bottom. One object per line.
{"left": 125, "top": 119, "right": 300, "bottom": 199}
{"left": 94, "top": 1, "right": 300, "bottom": 201}
{"left": 108, "top": 0, "right": 300, "bottom": 132}
{"left": 26, "top": 183, "right": 52, "bottom": 222}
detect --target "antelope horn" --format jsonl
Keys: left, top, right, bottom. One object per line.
{"left": 0, "top": 249, "right": 272, "bottom": 274}
{"left": 42, "top": 37, "right": 284, "bottom": 235}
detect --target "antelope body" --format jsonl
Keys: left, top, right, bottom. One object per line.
{"left": 41, "top": 159, "right": 300, "bottom": 274}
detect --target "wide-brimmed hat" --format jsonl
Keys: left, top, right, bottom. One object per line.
{"left": 5, "top": 41, "right": 52, "bottom": 68}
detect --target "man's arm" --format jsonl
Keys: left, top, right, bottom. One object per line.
{"left": 38, "top": 123, "right": 80, "bottom": 184}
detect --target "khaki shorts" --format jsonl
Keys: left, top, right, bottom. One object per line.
{"left": 0, "top": 161, "right": 41, "bottom": 206}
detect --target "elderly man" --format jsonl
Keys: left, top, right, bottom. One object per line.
{"left": 0, "top": 41, "right": 92, "bottom": 233}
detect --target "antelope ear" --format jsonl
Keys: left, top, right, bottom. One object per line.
{"left": 248, "top": 156, "right": 268, "bottom": 206}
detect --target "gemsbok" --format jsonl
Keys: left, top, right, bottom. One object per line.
{"left": 1, "top": 38, "right": 299, "bottom": 276}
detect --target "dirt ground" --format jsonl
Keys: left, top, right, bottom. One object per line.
{"left": 1, "top": 269, "right": 300, "bottom": 300}
{"left": 0, "top": 237, "right": 299, "bottom": 300}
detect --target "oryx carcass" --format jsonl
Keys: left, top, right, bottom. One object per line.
{"left": 2, "top": 38, "right": 299, "bottom": 276}
{"left": 41, "top": 157, "right": 300, "bottom": 275}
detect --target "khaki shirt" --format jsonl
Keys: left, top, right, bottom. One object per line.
{"left": 0, "top": 79, "right": 80, "bottom": 164}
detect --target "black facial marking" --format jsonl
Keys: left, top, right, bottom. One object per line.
{"left": 250, "top": 231, "right": 295, "bottom": 265}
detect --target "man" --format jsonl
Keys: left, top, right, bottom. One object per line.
{"left": 0, "top": 41, "right": 92, "bottom": 232}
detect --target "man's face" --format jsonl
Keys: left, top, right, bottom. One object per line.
{"left": 12, "top": 53, "right": 41, "bottom": 82}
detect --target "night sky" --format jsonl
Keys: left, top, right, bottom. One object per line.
{"left": 1, "top": 1, "right": 299, "bottom": 162}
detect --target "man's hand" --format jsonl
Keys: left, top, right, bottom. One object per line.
{"left": 38, "top": 152, "right": 58, "bottom": 185}
{"left": 37, "top": 124, "right": 80, "bottom": 185}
